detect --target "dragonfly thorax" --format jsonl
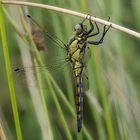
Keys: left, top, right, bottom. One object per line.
{"left": 68, "top": 37, "right": 87, "bottom": 63}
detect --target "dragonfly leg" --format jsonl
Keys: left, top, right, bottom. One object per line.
{"left": 81, "top": 15, "right": 98, "bottom": 36}
{"left": 85, "top": 15, "right": 95, "bottom": 35}
{"left": 80, "top": 14, "right": 90, "bottom": 24}
{"left": 86, "top": 17, "right": 100, "bottom": 37}
{"left": 87, "top": 17, "right": 111, "bottom": 45}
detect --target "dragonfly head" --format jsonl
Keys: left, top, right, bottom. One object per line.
{"left": 74, "top": 23, "right": 87, "bottom": 34}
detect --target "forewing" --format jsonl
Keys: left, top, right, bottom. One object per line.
{"left": 14, "top": 15, "right": 69, "bottom": 83}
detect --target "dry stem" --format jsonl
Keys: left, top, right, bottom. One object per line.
{"left": 2, "top": 0, "right": 140, "bottom": 39}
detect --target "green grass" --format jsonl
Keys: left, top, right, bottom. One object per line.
{"left": 0, "top": 1, "right": 23, "bottom": 140}
{"left": 0, "top": 0, "right": 140, "bottom": 140}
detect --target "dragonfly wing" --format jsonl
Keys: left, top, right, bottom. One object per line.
{"left": 28, "top": 15, "right": 69, "bottom": 71}
{"left": 14, "top": 15, "right": 70, "bottom": 79}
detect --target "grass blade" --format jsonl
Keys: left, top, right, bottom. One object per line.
{"left": 0, "top": 1, "right": 23, "bottom": 140}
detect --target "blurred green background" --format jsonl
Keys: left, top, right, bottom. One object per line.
{"left": 0, "top": 0, "right": 140, "bottom": 140}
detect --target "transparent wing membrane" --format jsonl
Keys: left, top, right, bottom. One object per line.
{"left": 14, "top": 15, "right": 69, "bottom": 82}
{"left": 27, "top": 15, "right": 67, "bottom": 51}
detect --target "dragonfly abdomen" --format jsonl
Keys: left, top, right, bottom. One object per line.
{"left": 72, "top": 60, "right": 84, "bottom": 132}
{"left": 75, "top": 73, "right": 83, "bottom": 132}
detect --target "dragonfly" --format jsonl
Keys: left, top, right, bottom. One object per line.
{"left": 66, "top": 16, "right": 111, "bottom": 132}
{"left": 15, "top": 14, "right": 111, "bottom": 132}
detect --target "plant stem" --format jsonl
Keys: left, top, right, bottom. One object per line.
{"left": 0, "top": 1, "right": 23, "bottom": 140}
{"left": 1, "top": 0, "right": 140, "bottom": 39}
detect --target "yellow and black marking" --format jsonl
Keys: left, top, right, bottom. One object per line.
{"left": 67, "top": 19, "right": 87, "bottom": 132}
{"left": 67, "top": 16, "right": 110, "bottom": 132}
{"left": 72, "top": 62, "right": 84, "bottom": 132}
{"left": 75, "top": 73, "right": 83, "bottom": 132}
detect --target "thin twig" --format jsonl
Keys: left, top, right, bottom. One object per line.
{"left": 2, "top": 0, "right": 140, "bottom": 39}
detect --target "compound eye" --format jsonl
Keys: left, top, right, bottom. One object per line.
{"left": 74, "top": 24, "right": 82, "bottom": 32}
